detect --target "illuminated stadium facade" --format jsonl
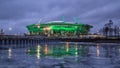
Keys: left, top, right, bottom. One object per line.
{"left": 26, "top": 21, "right": 93, "bottom": 37}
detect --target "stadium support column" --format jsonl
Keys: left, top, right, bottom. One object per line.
{"left": 74, "top": 30, "right": 77, "bottom": 36}
{"left": 60, "top": 31, "right": 62, "bottom": 36}
{"left": 61, "top": 31, "right": 64, "bottom": 37}
{"left": 48, "top": 30, "right": 51, "bottom": 37}
{"left": 51, "top": 30, "right": 54, "bottom": 36}
{"left": 30, "top": 32, "right": 32, "bottom": 35}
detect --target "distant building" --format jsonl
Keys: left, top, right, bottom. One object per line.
{"left": 0, "top": 29, "right": 4, "bottom": 35}
{"left": 26, "top": 21, "right": 93, "bottom": 37}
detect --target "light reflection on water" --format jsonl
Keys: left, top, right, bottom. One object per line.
{"left": 96, "top": 43, "right": 100, "bottom": 57}
{"left": 0, "top": 42, "right": 120, "bottom": 68}
{"left": 36, "top": 45, "right": 41, "bottom": 59}
{"left": 28, "top": 43, "right": 87, "bottom": 58}
{"left": 8, "top": 48, "right": 12, "bottom": 59}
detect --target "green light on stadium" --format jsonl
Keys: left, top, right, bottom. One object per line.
{"left": 26, "top": 21, "right": 93, "bottom": 36}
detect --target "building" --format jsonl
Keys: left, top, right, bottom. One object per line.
{"left": 0, "top": 29, "right": 4, "bottom": 35}
{"left": 26, "top": 21, "right": 93, "bottom": 37}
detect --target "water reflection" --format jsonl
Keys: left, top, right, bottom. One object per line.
{"left": 8, "top": 48, "right": 12, "bottom": 59}
{"left": 36, "top": 45, "right": 41, "bottom": 59}
{"left": 44, "top": 44, "right": 49, "bottom": 55}
{"left": 1, "top": 43, "right": 120, "bottom": 68}
{"left": 66, "top": 42, "right": 69, "bottom": 53}
{"left": 27, "top": 42, "right": 89, "bottom": 58}
{"left": 75, "top": 43, "right": 78, "bottom": 56}
{"left": 96, "top": 43, "right": 100, "bottom": 57}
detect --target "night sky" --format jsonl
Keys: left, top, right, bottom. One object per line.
{"left": 0, "top": 0, "right": 120, "bottom": 34}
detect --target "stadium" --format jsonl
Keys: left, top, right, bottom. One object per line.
{"left": 26, "top": 21, "right": 93, "bottom": 37}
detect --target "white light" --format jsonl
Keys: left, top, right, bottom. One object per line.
{"left": 9, "top": 27, "right": 12, "bottom": 31}
{"left": 43, "top": 27, "right": 51, "bottom": 31}
{"left": 96, "top": 44, "right": 100, "bottom": 57}
{"left": 8, "top": 48, "right": 12, "bottom": 58}
{"left": 37, "top": 26, "right": 40, "bottom": 28}
{"left": 36, "top": 45, "right": 41, "bottom": 59}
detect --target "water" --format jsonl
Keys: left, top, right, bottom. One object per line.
{"left": 0, "top": 42, "right": 120, "bottom": 68}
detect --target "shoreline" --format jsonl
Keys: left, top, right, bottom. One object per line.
{"left": 0, "top": 35, "right": 120, "bottom": 44}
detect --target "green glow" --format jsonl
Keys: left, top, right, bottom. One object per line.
{"left": 26, "top": 21, "right": 93, "bottom": 35}
{"left": 50, "top": 25, "right": 77, "bottom": 31}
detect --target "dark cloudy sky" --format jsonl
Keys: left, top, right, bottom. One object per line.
{"left": 0, "top": 0, "right": 120, "bottom": 34}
